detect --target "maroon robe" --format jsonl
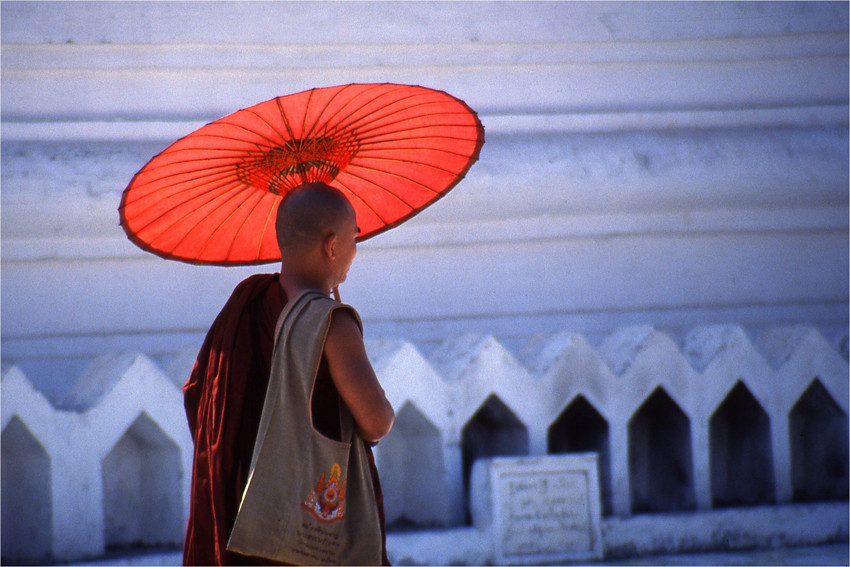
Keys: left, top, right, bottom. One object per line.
{"left": 182, "top": 273, "right": 388, "bottom": 565}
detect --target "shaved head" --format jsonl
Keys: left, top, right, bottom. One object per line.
{"left": 275, "top": 183, "right": 355, "bottom": 253}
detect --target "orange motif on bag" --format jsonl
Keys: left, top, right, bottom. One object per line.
{"left": 302, "top": 463, "right": 346, "bottom": 523}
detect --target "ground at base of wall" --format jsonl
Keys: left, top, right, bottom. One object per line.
{"left": 54, "top": 502, "right": 850, "bottom": 566}
{"left": 57, "top": 546, "right": 181, "bottom": 566}
{"left": 597, "top": 543, "right": 849, "bottom": 566}
{"left": 600, "top": 502, "right": 848, "bottom": 561}
{"left": 58, "top": 543, "right": 849, "bottom": 567}
{"left": 383, "top": 502, "right": 848, "bottom": 565}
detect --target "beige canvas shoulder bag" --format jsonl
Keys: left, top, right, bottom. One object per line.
{"left": 227, "top": 290, "right": 382, "bottom": 565}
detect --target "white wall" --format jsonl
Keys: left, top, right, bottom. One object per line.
{"left": 2, "top": 1, "right": 848, "bottom": 398}
{"left": 1, "top": 3, "right": 848, "bottom": 563}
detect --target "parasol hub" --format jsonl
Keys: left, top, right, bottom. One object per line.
{"left": 235, "top": 136, "right": 359, "bottom": 195}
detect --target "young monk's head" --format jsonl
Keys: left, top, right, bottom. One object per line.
{"left": 276, "top": 182, "right": 359, "bottom": 292}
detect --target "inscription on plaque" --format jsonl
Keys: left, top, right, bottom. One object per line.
{"left": 472, "top": 454, "right": 602, "bottom": 564}
{"left": 499, "top": 470, "right": 593, "bottom": 556}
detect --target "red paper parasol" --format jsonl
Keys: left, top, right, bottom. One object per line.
{"left": 119, "top": 83, "right": 484, "bottom": 265}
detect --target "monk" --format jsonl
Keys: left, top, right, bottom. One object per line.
{"left": 182, "top": 182, "right": 395, "bottom": 565}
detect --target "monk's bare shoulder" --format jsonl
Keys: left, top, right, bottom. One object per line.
{"left": 324, "top": 308, "right": 394, "bottom": 442}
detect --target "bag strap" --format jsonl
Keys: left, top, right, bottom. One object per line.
{"left": 270, "top": 290, "right": 362, "bottom": 444}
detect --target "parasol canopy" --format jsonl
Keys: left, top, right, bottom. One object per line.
{"left": 119, "top": 83, "right": 485, "bottom": 265}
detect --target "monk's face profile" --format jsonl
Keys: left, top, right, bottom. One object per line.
{"left": 330, "top": 210, "right": 359, "bottom": 288}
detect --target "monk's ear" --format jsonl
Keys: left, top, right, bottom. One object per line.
{"left": 322, "top": 232, "right": 337, "bottom": 260}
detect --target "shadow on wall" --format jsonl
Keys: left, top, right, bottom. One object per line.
{"left": 790, "top": 381, "right": 850, "bottom": 502}
{"left": 549, "top": 395, "right": 613, "bottom": 516}
{"left": 2, "top": 417, "right": 53, "bottom": 565}
{"left": 102, "top": 413, "right": 184, "bottom": 550}
{"left": 629, "top": 387, "right": 696, "bottom": 514}
{"left": 710, "top": 382, "right": 776, "bottom": 508}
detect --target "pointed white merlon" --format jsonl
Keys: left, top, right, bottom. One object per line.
{"left": 82, "top": 353, "right": 188, "bottom": 452}
{"left": 599, "top": 326, "right": 697, "bottom": 418}
{"left": 1, "top": 365, "right": 56, "bottom": 433}
{"left": 367, "top": 339, "right": 449, "bottom": 427}
{"left": 534, "top": 331, "right": 614, "bottom": 420}
{"left": 681, "top": 325, "right": 774, "bottom": 415}
{"left": 431, "top": 334, "right": 536, "bottom": 427}
{"left": 759, "top": 326, "right": 849, "bottom": 413}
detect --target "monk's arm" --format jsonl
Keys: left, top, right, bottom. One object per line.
{"left": 323, "top": 309, "right": 395, "bottom": 442}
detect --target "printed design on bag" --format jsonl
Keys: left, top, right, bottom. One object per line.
{"left": 302, "top": 463, "right": 346, "bottom": 523}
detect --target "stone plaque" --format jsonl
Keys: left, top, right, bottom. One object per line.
{"left": 471, "top": 454, "right": 603, "bottom": 564}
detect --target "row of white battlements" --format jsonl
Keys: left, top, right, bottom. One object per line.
{"left": 3, "top": 325, "right": 847, "bottom": 446}
{"left": 370, "top": 324, "right": 848, "bottom": 440}
{"left": 1, "top": 324, "right": 847, "bottom": 563}
{"left": 1, "top": 353, "right": 193, "bottom": 562}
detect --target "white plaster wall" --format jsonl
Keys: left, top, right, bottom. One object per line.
{"left": 0, "top": 6, "right": 848, "bottom": 561}
{"left": 2, "top": 2, "right": 847, "bottom": 400}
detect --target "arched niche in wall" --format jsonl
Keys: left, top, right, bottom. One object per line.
{"left": 628, "top": 387, "right": 696, "bottom": 514}
{"left": 461, "top": 394, "right": 529, "bottom": 524}
{"left": 789, "top": 378, "right": 849, "bottom": 502}
{"left": 1, "top": 416, "right": 53, "bottom": 564}
{"left": 101, "top": 412, "right": 183, "bottom": 549}
{"left": 378, "top": 401, "right": 446, "bottom": 529}
{"left": 709, "top": 381, "right": 775, "bottom": 508}
{"left": 547, "top": 395, "right": 612, "bottom": 516}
